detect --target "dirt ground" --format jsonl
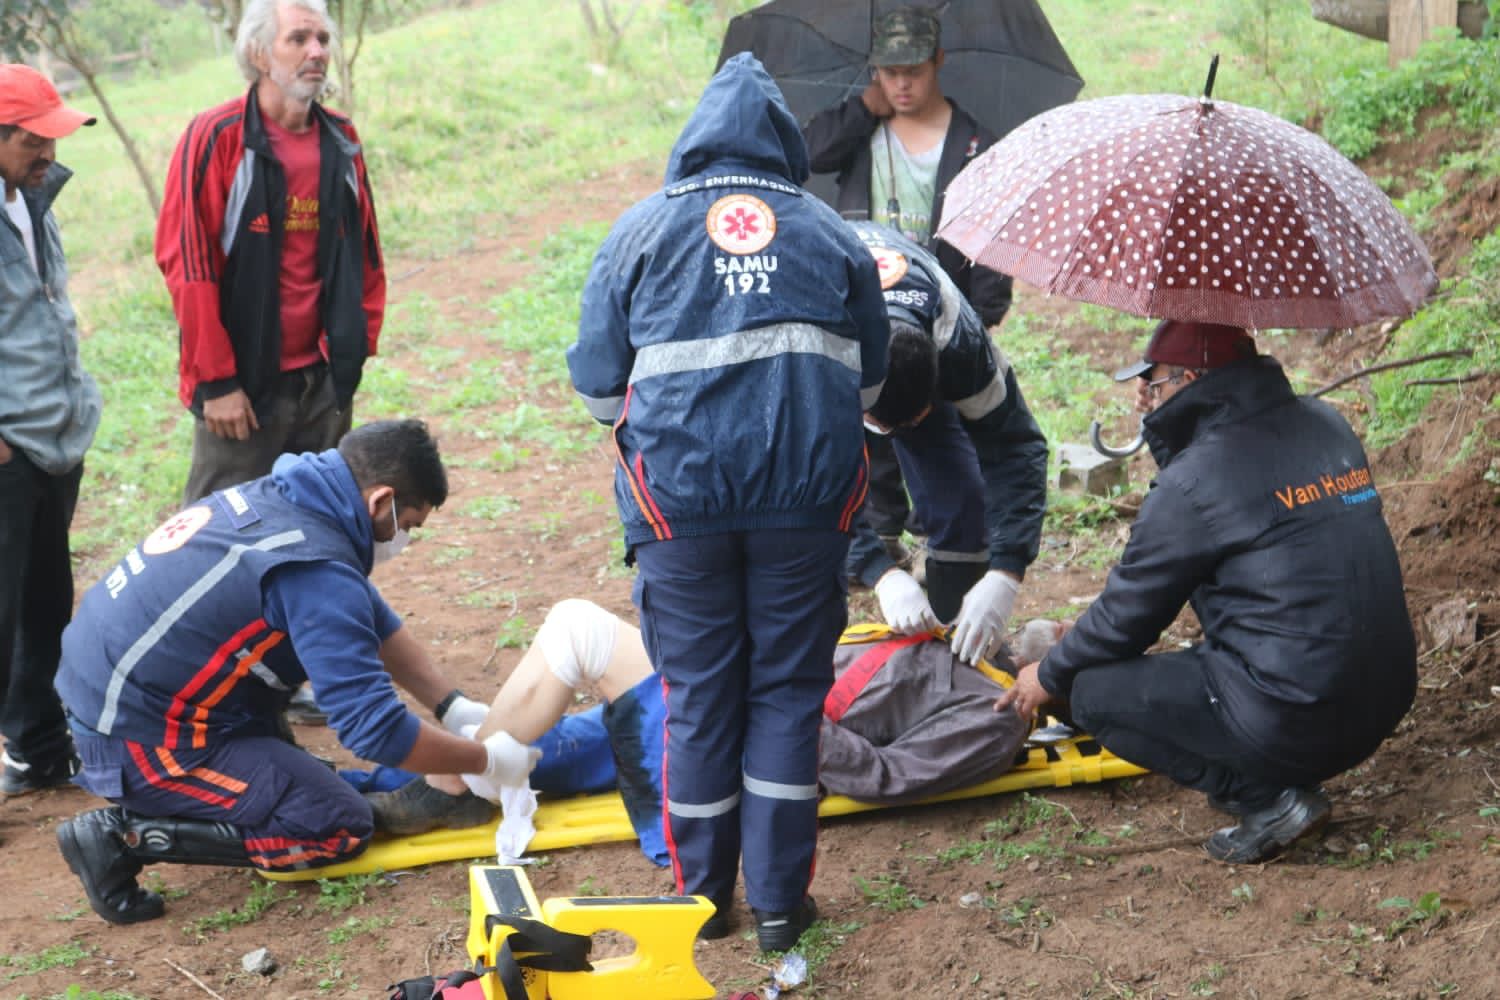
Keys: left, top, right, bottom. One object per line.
{"left": 2, "top": 139, "right": 1497, "bottom": 1000}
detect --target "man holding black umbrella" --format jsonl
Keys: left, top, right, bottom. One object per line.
{"left": 804, "top": 6, "right": 1013, "bottom": 574}
{"left": 804, "top": 6, "right": 1012, "bottom": 325}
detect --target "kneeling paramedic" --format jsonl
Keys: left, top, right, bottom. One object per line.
{"left": 848, "top": 221, "right": 1048, "bottom": 666}
{"left": 51, "top": 420, "right": 537, "bottom": 924}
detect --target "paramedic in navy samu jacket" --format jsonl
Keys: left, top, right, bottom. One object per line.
{"left": 567, "top": 53, "right": 889, "bottom": 952}
{"left": 52, "top": 421, "right": 536, "bottom": 925}
{"left": 843, "top": 221, "right": 1047, "bottom": 655}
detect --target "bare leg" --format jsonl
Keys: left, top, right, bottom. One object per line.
{"left": 428, "top": 605, "right": 653, "bottom": 793}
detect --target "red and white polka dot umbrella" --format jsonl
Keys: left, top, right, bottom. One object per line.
{"left": 937, "top": 92, "right": 1437, "bottom": 329}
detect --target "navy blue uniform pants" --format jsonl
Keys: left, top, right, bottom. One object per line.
{"left": 633, "top": 529, "right": 849, "bottom": 913}
{"left": 891, "top": 403, "right": 988, "bottom": 620}
{"left": 72, "top": 725, "right": 373, "bottom": 870}
{"left": 0, "top": 451, "right": 81, "bottom": 767}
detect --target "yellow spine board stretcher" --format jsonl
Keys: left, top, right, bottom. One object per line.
{"left": 466, "top": 865, "right": 715, "bottom": 1000}
{"left": 264, "top": 625, "right": 1146, "bottom": 882}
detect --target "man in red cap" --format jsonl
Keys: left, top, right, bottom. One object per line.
{"left": 0, "top": 64, "right": 100, "bottom": 796}
{"left": 997, "top": 320, "right": 1417, "bottom": 864}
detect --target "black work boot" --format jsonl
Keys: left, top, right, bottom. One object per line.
{"left": 122, "top": 815, "right": 255, "bottom": 868}
{"left": 366, "top": 780, "right": 497, "bottom": 836}
{"left": 753, "top": 895, "right": 818, "bottom": 952}
{"left": 696, "top": 893, "right": 734, "bottom": 941}
{"left": 56, "top": 808, "right": 165, "bottom": 925}
{"left": 1205, "top": 787, "right": 1331, "bottom": 863}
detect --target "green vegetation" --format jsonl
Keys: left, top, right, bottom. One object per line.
{"left": 315, "top": 871, "right": 388, "bottom": 913}
{"left": 2, "top": 943, "right": 91, "bottom": 983}
{"left": 24, "top": 988, "right": 147, "bottom": 1000}
{"left": 853, "top": 871, "right": 926, "bottom": 912}
{"left": 1378, "top": 890, "right": 1451, "bottom": 938}
{"left": 767, "top": 918, "right": 864, "bottom": 985}
{"left": 183, "top": 879, "right": 290, "bottom": 938}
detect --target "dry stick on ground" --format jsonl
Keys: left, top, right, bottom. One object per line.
{"left": 1311, "top": 348, "right": 1475, "bottom": 397}
{"left": 162, "top": 958, "right": 226, "bottom": 1000}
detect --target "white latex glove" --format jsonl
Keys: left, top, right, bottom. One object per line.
{"left": 950, "top": 570, "right": 1021, "bottom": 665}
{"left": 874, "top": 568, "right": 940, "bottom": 634}
{"left": 438, "top": 694, "right": 489, "bottom": 736}
{"left": 461, "top": 730, "right": 542, "bottom": 802}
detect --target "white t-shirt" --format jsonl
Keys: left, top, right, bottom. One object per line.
{"left": 870, "top": 125, "right": 943, "bottom": 245}
{"left": 4, "top": 190, "right": 38, "bottom": 275}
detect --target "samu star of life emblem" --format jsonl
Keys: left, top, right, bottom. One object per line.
{"left": 868, "top": 245, "right": 909, "bottom": 289}
{"left": 706, "top": 194, "right": 777, "bottom": 255}
{"left": 142, "top": 505, "right": 213, "bottom": 556}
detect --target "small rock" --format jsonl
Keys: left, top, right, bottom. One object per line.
{"left": 241, "top": 948, "right": 277, "bottom": 976}
{"left": 958, "top": 891, "right": 984, "bottom": 908}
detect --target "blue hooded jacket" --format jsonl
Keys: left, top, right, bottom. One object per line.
{"left": 567, "top": 53, "right": 890, "bottom": 546}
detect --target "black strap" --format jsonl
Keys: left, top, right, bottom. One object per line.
{"left": 433, "top": 688, "right": 467, "bottom": 723}
{"left": 482, "top": 914, "right": 594, "bottom": 972}
{"left": 458, "top": 914, "right": 593, "bottom": 999}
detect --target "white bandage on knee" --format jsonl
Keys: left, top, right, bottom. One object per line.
{"left": 536, "top": 599, "right": 619, "bottom": 689}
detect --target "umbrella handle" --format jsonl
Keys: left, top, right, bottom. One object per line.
{"left": 1089, "top": 419, "right": 1146, "bottom": 459}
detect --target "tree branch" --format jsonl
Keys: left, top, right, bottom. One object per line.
{"left": 1311, "top": 349, "right": 1476, "bottom": 397}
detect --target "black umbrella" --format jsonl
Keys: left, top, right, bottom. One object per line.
{"left": 717, "top": 0, "right": 1085, "bottom": 204}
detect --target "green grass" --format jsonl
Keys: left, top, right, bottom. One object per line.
{"left": 2, "top": 943, "right": 92, "bottom": 983}
{"left": 314, "top": 871, "right": 388, "bottom": 913}
{"left": 183, "top": 879, "right": 289, "bottom": 938}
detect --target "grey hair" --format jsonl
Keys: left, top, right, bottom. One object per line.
{"left": 234, "top": 0, "right": 338, "bottom": 85}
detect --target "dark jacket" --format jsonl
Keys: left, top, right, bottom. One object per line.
{"left": 58, "top": 451, "right": 418, "bottom": 766}
{"left": 843, "top": 222, "right": 1047, "bottom": 585}
{"left": 1038, "top": 357, "right": 1416, "bottom": 769}
{"left": 803, "top": 95, "right": 1012, "bottom": 326}
{"left": 568, "top": 54, "right": 890, "bottom": 547}
{"left": 156, "top": 88, "right": 386, "bottom": 416}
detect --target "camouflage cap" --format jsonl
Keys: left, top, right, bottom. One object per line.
{"left": 870, "top": 6, "right": 941, "bottom": 67}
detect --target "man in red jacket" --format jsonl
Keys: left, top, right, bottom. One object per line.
{"left": 156, "top": 0, "right": 385, "bottom": 507}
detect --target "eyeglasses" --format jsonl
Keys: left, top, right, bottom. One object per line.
{"left": 1144, "top": 371, "right": 1186, "bottom": 395}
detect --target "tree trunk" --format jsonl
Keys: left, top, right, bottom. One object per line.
{"left": 79, "top": 66, "right": 161, "bottom": 215}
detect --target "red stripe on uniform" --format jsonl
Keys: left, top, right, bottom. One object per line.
{"left": 163, "top": 619, "right": 269, "bottom": 748}
{"left": 127, "top": 741, "right": 238, "bottom": 809}
{"left": 188, "top": 630, "right": 285, "bottom": 749}
{"left": 838, "top": 448, "right": 871, "bottom": 532}
{"left": 823, "top": 634, "right": 929, "bottom": 723}
{"left": 245, "top": 829, "right": 364, "bottom": 868}
{"left": 632, "top": 453, "right": 673, "bottom": 540}
{"left": 658, "top": 676, "right": 686, "bottom": 895}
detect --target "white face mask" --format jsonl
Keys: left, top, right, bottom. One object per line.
{"left": 371, "top": 502, "right": 411, "bottom": 567}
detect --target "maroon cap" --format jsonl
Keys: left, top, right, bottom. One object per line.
{"left": 0, "top": 64, "right": 96, "bottom": 139}
{"left": 1114, "top": 320, "right": 1256, "bottom": 381}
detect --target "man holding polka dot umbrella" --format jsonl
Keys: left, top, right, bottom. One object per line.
{"left": 958, "top": 65, "right": 1434, "bottom": 864}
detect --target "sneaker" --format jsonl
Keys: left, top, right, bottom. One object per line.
{"left": 283, "top": 684, "right": 328, "bottom": 726}
{"left": 1205, "top": 787, "right": 1331, "bottom": 864}
{"left": 366, "top": 780, "right": 497, "bottom": 836}
{"left": 697, "top": 895, "right": 734, "bottom": 941}
{"left": 753, "top": 896, "right": 818, "bottom": 952}
{"left": 1, "top": 750, "right": 80, "bottom": 796}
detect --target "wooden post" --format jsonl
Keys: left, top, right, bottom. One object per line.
{"left": 1388, "top": 0, "right": 1458, "bottom": 66}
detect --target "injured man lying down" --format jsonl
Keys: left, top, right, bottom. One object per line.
{"left": 351, "top": 600, "right": 1065, "bottom": 866}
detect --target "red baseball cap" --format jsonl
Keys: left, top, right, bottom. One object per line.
{"left": 0, "top": 64, "right": 96, "bottom": 139}
{"left": 1114, "top": 320, "right": 1256, "bottom": 381}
